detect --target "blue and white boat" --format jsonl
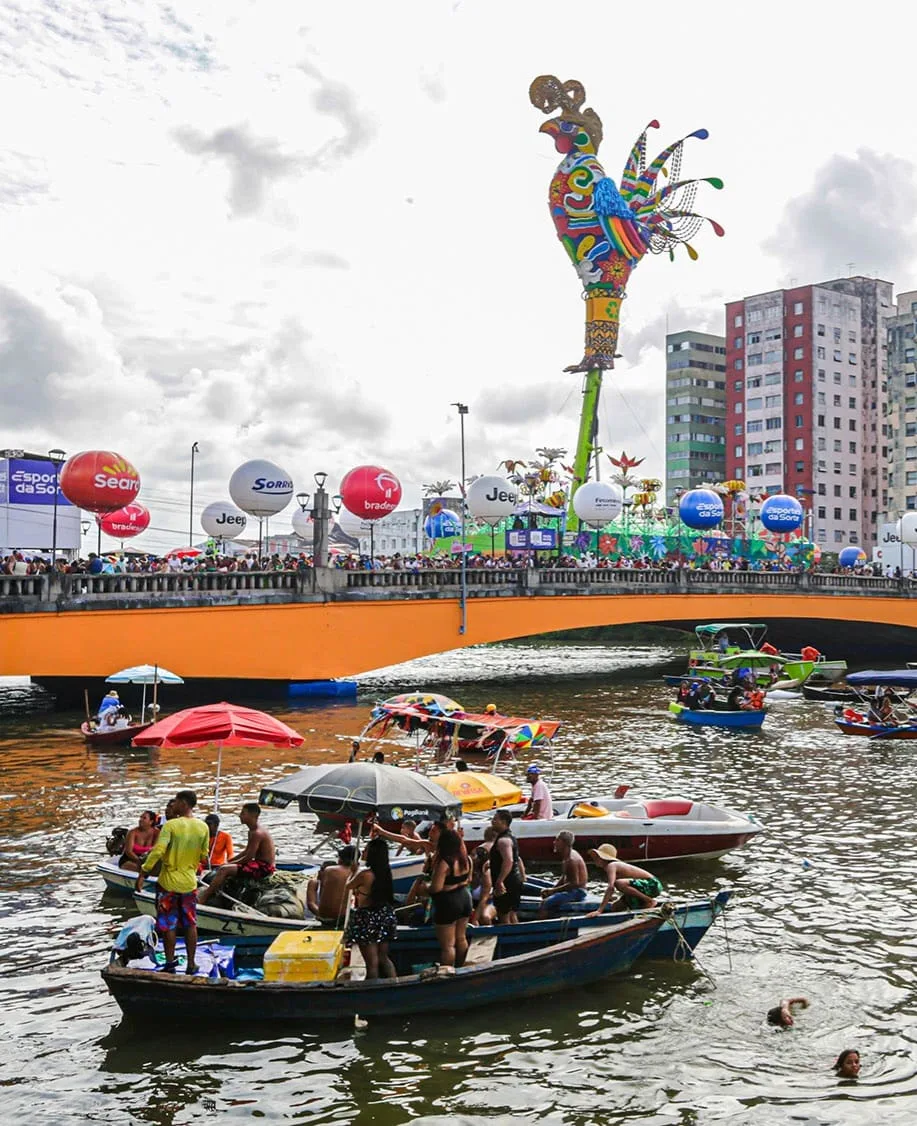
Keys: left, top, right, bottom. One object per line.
{"left": 668, "top": 701, "right": 766, "bottom": 730}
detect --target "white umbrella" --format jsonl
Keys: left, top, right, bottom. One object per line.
{"left": 105, "top": 665, "right": 184, "bottom": 722}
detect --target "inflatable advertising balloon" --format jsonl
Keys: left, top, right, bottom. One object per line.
{"left": 340, "top": 465, "right": 402, "bottom": 520}
{"left": 60, "top": 450, "right": 141, "bottom": 513}
{"left": 679, "top": 488, "right": 724, "bottom": 530}
{"left": 572, "top": 480, "right": 623, "bottom": 527}
{"left": 897, "top": 512, "right": 917, "bottom": 546}
{"left": 229, "top": 459, "right": 293, "bottom": 518}
{"left": 424, "top": 501, "right": 462, "bottom": 539}
{"left": 201, "top": 501, "right": 247, "bottom": 540}
{"left": 759, "top": 494, "right": 804, "bottom": 533}
{"left": 838, "top": 547, "right": 867, "bottom": 568}
{"left": 467, "top": 476, "right": 518, "bottom": 525}
{"left": 336, "top": 508, "right": 372, "bottom": 539}
{"left": 291, "top": 507, "right": 312, "bottom": 540}
{"left": 96, "top": 502, "right": 150, "bottom": 539}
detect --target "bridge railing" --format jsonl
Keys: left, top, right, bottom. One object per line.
{"left": 0, "top": 570, "right": 307, "bottom": 600}
{"left": 345, "top": 569, "right": 526, "bottom": 589}
{"left": 537, "top": 567, "right": 672, "bottom": 585}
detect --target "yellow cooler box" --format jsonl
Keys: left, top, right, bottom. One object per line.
{"left": 263, "top": 930, "right": 345, "bottom": 983}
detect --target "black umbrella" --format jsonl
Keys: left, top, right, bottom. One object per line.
{"left": 259, "top": 762, "right": 463, "bottom": 822}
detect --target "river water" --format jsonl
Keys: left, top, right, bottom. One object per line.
{"left": 2, "top": 643, "right": 916, "bottom": 1124}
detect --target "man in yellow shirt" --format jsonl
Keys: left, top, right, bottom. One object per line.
{"left": 136, "top": 790, "right": 210, "bottom": 973}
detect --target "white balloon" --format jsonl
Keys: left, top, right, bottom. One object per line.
{"left": 336, "top": 509, "right": 372, "bottom": 538}
{"left": 572, "top": 481, "right": 623, "bottom": 527}
{"left": 291, "top": 507, "right": 312, "bottom": 539}
{"left": 201, "top": 501, "right": 247, "bottom": 540}
{"left": 897, "top": 512, "right": 917, "bottom": 546}
{"left": 229, "top": 459, "right": 293, "bottom": 518}
{"left": 467, "top": 476, "right": 518, "bottom": 526}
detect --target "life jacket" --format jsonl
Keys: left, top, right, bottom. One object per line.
{"left": 801, "top": 646, "right": 820, "bottom": 661}
{"left": 748, "top": 690, "right": 765, "bottom": 710}
{"left": 760, "top": 642, "right": 778, "bottom": 656}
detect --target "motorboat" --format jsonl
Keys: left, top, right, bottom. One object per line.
{"left": 668, "top": 701, "right": 766, "bottom": 731}
{"left": 802, "top": 683, "right": 858, "bottom": 703}
{"left": 460, "top": 794, "right": 763, "bottom": 863}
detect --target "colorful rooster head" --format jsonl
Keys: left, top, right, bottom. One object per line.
{"left": 530, "top": 76, "right": 602, "bottom": 155}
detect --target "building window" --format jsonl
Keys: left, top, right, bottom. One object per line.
{"left": 747, "top": 397, "right": 762, "bottom": 410}
{"left": 746, "top": 420, "right": 763, "bottom": 433}
{"left": 907, "top": 446, "right": 917, "bottom": 460}
{"left": 765, "top": 372, "right": 781, "bottom": 385}
{"left": 907, "top": 472, "right": 917, "bottom": 487}
{"left": 818, "top": 506, "right": 826, "bottom": 519}
{"left": 748, "top": 353, "right": 762, "bottom": 366}
{"left": 834, "top": 462, "right": 842, "bottom": 474}
{"left": 833, "top": 349, "right": 842, "bottom": 362}
{"left": 849, "top": 508, "right": 858, "bottom": 521}
{"left": 849, "top": 464, "right": 856, "bottom": 475}
{"left": 817, "top": 323, "right": 825, "bottom": 336}
{"left": 817, "top": 414, "right": 825, "bottom": 426}
{"left": 833, "top": 395, "right": 841, "bottom": 407}
{"left": 748, "top": 332, "right": 760, "bottom": 344}
{"left": 748, "top": 442, "right": 763, "bottom": 455}
{"left": 849, "top": 419, "right": 856, "bottom": 432}
{"left": 734, "top": 314, "right": 743, "bottom": 327}
{"left": 735, "top": 402, "right": 743, "bottom": 413}
{"left": 833, "top": 418, "right": 841, "bottom": 430}
{"left": 734, "top": 423, "right": 742, "bottom": 436}
{"left": 817, "top": 368, "right": 826, "bottom": 382}
{"left": 734, "top": 445, "right": 743, "bottom": 457}
{"left": 795, "top": 438, "right": 804, "bottom": 450}
{"left": 733, "top": 336, "right": 743, "bottom": 348}
{"left": 834, "top": 530, "right": 844, "bottom": 543}
{"left": 748, "top": 465, "right": 763, "bottom": 477}
{"left": 817, "top": 483, "right": 826, "bottom": 496}
{"left": 734, "top": 380, "right": 744, "bottom": 391}
{"left": 795, "top": 415, "right": 804, "bottom": 427}
{"left": 793, "top": 324, "right": 803, "bottom": 338}
{"left": 765, "top": 394, "right": 781, "bottom": 408}
{"left": 794, "top": 347, "right": 804, "bottom": 359}
{"left": 832, "top": 440, "right": 841, "bottom": 452}
{"left": 848, "top": 397, "right": 856, "bottom": 409}
{"left": 794, "top": 392, "right": 804, "bottom": 405}
{"left": 817, "top": 347, "right": 826, "bottom": 360}
{"left": 849, "top": 442, "right": 857, "bottom": 454}
{"left": 848, "top": 353, "right": 857, "bottom": 364}
{"left": 765, "top": 417, "right": 782, "bottom": 431}
{"left": 817, "top": 392, "right": 826, "bottom": 406}
{"left": 833, "top": 507, "right": 842, "bottom": 520}
{"left": 833, "top": 372, "right": 842, "bottom": 384}
{"left": 748, "top": 377, "right": 762, "bottom": 388}
{"left": 734, "top": 358, "right": 743, "bottom": 370}
{"left": 795, "top": 460, "right": 804, "bottom": 472}
{"left": 833, "top": 484, "right": 841, "bottom": 497}
{"left": 834, "top": 326, "right": 842, "bottom": 342}
{"left": 765, "top": 462, "right": 781, "bottom": 474}
{"left": 794, "top": 301, "right": 804, "bottom": 314}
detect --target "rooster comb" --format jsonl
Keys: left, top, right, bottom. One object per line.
{"left": 529, "top": 75, "right": 603, "bottom": 150}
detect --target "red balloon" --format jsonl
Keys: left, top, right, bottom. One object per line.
{"left": 96, "top": 503, "right": 150, "bottom": 539}
{"left": 60, "top": 450, "right": 141, "bottom": 513}
{"left": 340, "top": 465, "right": 402, "bottom": 521}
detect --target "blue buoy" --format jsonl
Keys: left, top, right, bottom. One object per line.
{"left": 288, "top": 680, "right": 358, "bottom": 700}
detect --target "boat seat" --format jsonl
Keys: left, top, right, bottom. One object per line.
{"left": 571, "top": 802, "right": 610, "bottom": 818}
{"left": 643, "top": 799, "right": 693, "bottom": 818}
{"left": 464, "top": 936, "right": 498, "bottom": 966}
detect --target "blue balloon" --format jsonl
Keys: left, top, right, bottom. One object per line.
{"left": 424, "top": 508, "right": 462, "bottom": 538}
{"left": 838, "top": 546, "right": 866, "bottom": 568}
{"left": 678, "top": 489, "right": 723, "bottom": 530}
{"left": 759, "top": 494, "right": 804, "bottom": 533}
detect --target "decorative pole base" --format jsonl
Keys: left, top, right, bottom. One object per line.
{"left": 565, "top": 291, "right": 622, "bottom": 372}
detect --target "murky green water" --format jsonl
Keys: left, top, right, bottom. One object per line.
{"left": 2, "top": 644, "right": 916, "bottom": 1124}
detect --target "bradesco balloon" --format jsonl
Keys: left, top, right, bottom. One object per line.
{"left": 291, "top": 507, "right": 312, "bottom": 540}
{"left": 97, "top": 503, "right": 150, "bottom": 539}
{"left": 201, "top": 501, "right": 247, "bottom": 540}
{"left": 60, "top": 450, "right": 141, "bottom": 513}
{"left": 759, "top": 494, "right": 804, "bottom": 533}
{"left": 572, "top": 480, "right": 623, "bottom": 527}
{"left": 466, "top": 476, "right": 519, "bottom": 525}
{"left": 679, "top": 488, "right": 724, "bottom": 530}
{"left": 229, "top": 459, "right": 293, "bottom": 518}
{"left": 897, "top": 511, "right": 917, "bottom": 546}
{"left": 838, "top": 546, "right": 867, "bottom": 568}
{"left": 340, "top": 465, "right": 402, "bottom": 521}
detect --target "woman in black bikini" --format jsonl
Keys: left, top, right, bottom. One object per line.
{"left": 426, "top": 828, "right": 472, "bottom": 968}
{"left": 344, "top": 838, "right": 397, "bottom": 979}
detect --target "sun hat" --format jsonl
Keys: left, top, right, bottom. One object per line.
{"left": 590, "top": 843, "right": 618, "bottom": 862}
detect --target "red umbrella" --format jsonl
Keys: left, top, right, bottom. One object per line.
{"left": 134, "top": 702, "right": 304, "bottom": 810}
{"left": 165, "top": 547, "right": 202, "bottom": 559}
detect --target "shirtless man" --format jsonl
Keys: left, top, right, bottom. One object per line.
{"left": 585, "top": 844, "right": 664, "bottom": 916}
{"left": 306, "top": 845, "right": 357, "bottom": 924}
{"left": 539, "top": 830, "right": 588, "bottom": 917}
{"left": 198, "top": 802, "right": 276, "bottom": 905}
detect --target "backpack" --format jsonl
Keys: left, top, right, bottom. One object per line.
{"left": 106, "top": 826, "right": 129, "bottom": 856}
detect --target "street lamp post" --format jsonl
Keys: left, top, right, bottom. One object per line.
{"left": 48, "top": 448, "right": 66, "bottom": 568}
{"left": 451, "top": 402, "right": 469, "bottom": 635}
{"left": 312, "top": 472, "right": 330, "bottom": 568}
{"left": 189, "top": 442, "right": 199, "bottom": 548}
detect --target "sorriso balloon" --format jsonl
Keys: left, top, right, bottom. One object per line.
{"left": 678, "top": 488, "right": 724, "bottom": 530}
{"left": 759, "top": 494, "right": 804, "bottom": 533}
{"left": 466, "top": 476, "right": 518, "bottom": 525}
{"left": 340, "top": 465, "right": 402, "bottom": 521}
{"left": 201, "top": 501, "right": 247, "bottom": 540}
{"left": 229, "top": 459, "right": 293, "bottom": 518}
{"left": 96, "top": 503, "right": 150, "bottom": 539}
{"left": 838, "top": 546, "right": 866, "bottom": 568}
{"left": 572, "top": 481, "right": 623, "bottom": 527}
{"left": 60, "top": 451, "right": 141, "bottom": 513}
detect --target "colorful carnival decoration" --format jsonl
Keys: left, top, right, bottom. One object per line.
{"left": 229, "top": 459, "right": 293, "bottom": 518}
{"left": 201, "top": 501, "right": 247, "bottom": 540}
{"left": 60, "top": 450, "right": 141, "bottom": 513}
{"left": 96, "top": 502, "right": 150, "bottom": 539}
{"left": 467, "top": 476, "right": 519, "bottom": 524}
{"left": 759, "top": 494, "right": 804, "bottom": 534}
{"left": 530, "top": 76, "right": 723, "bottom": 518}
{"left": 838, "top": 547, "right": 867, "bottom": 568}
{"left": 340, "top": 465, "right": 402, "bottom": 520}
{"left": 573, "top": 480, "right": 623, "bottom": 526}
{"left": 679, "top": 488, "right": 724, "bottom": 530}
{"left": 424, "top": 500, "right": 462, "bottom": 539}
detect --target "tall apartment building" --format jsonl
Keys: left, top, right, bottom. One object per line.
{"left": 886, "top": 290, "right": 917, "bottom": 516}
{"left": 725, "top": 277, "right": 893, "bottom": 550}
{"left": 664, "top": 329, "right": 727, "bottom": 503}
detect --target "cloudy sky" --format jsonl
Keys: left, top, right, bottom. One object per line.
{"left": 2, "top": 0, "right": 916, "bottom": 551}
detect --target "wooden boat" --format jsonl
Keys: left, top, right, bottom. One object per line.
{"left": 833, "top": 717, "right": 917, "bottom": 739}
{"left": 832, "top": 670, "right": 917, "bottom": 739}
{"left": 668, "top": 701, "right": 766, "bottom": 730}
{"left": 130, "top": 884, "right": 730, "bottom": 962}
{"left": 802, "top": 683, "right": 857, "bottom": 703}
{"left": 81, "top": 720, "right": 152, "bottom": 748}
{"left": 101, "top": 914, "right": 663, "bottom": 1023}
{"left": 461, "top": 794, "right": 763, "bottom": 863}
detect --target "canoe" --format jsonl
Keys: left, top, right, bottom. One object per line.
{"left": 81, "top": 721, "right": 152, "bottom": 748}
{"left": 130, "top": 884, "right": 730, "bottom": 962}
{"left": 668, "top": 702, "right": 766, "bottom": 730}
{"left": 101, "top": 913, "right": 663, "bottom": 1023}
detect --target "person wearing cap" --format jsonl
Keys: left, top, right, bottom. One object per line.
{"left": 97, "top": 690, "right": 120, "bottom": 721}
{"left": 585, "top": 844, "right": 664, "bottom": 917}
{"left": 523, "top": 765, "right": 553, "bottom": 820}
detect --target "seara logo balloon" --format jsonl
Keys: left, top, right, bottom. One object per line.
{"left": 572, "top": 480, "right": 623, "bottom": 527}
{"left": 466, "top": 476, "right": 518, "bottom": 525}
{"left": 96, "top": 502, "right": 150, "bottom": 539}
{"left": 60, "top": 451, "right": 141, "bottom": 513}
{"left": 679, "top": 488, "right": 724, "bottom": 530}
{"left": 201, "top": 501, "right": 247, "bottom": 539}
{"left": 229, "top": 459, "right": 293, "bottom": 518}
{"left": 759, "top": 494, "right": 804, "bottom": 533}
{"left": 340, "top": 465, "right": 402, "bottom": 521}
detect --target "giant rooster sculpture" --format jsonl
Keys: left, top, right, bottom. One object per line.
{"left": 529, "top": 75, "right": 724, "bottom": 521}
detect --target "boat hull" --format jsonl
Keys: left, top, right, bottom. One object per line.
{"left": 834, "top": 719, "right": 917, "bottom": 739}
{"left": 803, "top": 684, "right": 856, "bottom": 703}
{"left": 668, "top": 702, "right": 765, "bottom": 729}
{"left": 82, "top": 721, "right": 152, "bottom": 747}
{"left": 102, "top": 916, "right": 661, "bottom": 1023}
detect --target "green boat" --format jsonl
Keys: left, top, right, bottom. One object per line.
{"left": 688, "top": 623, "right": 820, "bottom": 687}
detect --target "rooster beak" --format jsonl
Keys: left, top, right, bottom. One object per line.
{"left": 539, "top": 120, "right": 558, "bottom": 135}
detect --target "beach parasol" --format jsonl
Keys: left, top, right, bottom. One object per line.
{"left": 134, "top": 702, "right": 304, "bottom": 810}
{"left": 165, "top": 547, "right": 202, "bottom": 559}
{"left": 505, "top": 722, "right": 550, "bottom": 750}
{"left": 259, "top": 762, "right": 462, "bottom": 823}
{"left": 105, "top": 663, "right": 184, "bottom": 724}
{"left": 429, "top": 771, "right": 522, "bottom": 813}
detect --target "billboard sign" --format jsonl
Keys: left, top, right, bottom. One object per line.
{"left": 7, "top": 459, "right": 72, "bottom": 506}
{"left": 506, "top": 528, "right": 558, "bottom": 551}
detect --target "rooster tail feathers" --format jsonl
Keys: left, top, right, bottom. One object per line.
{"left": 620, "top": 119, "right": 660, "bottom": 196}
{"left": 633, "top": 128, "right": 710, "bottom": 199}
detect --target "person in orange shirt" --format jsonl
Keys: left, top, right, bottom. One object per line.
{"left": 203, "top": 813, "right": 234, "bottom": 869}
